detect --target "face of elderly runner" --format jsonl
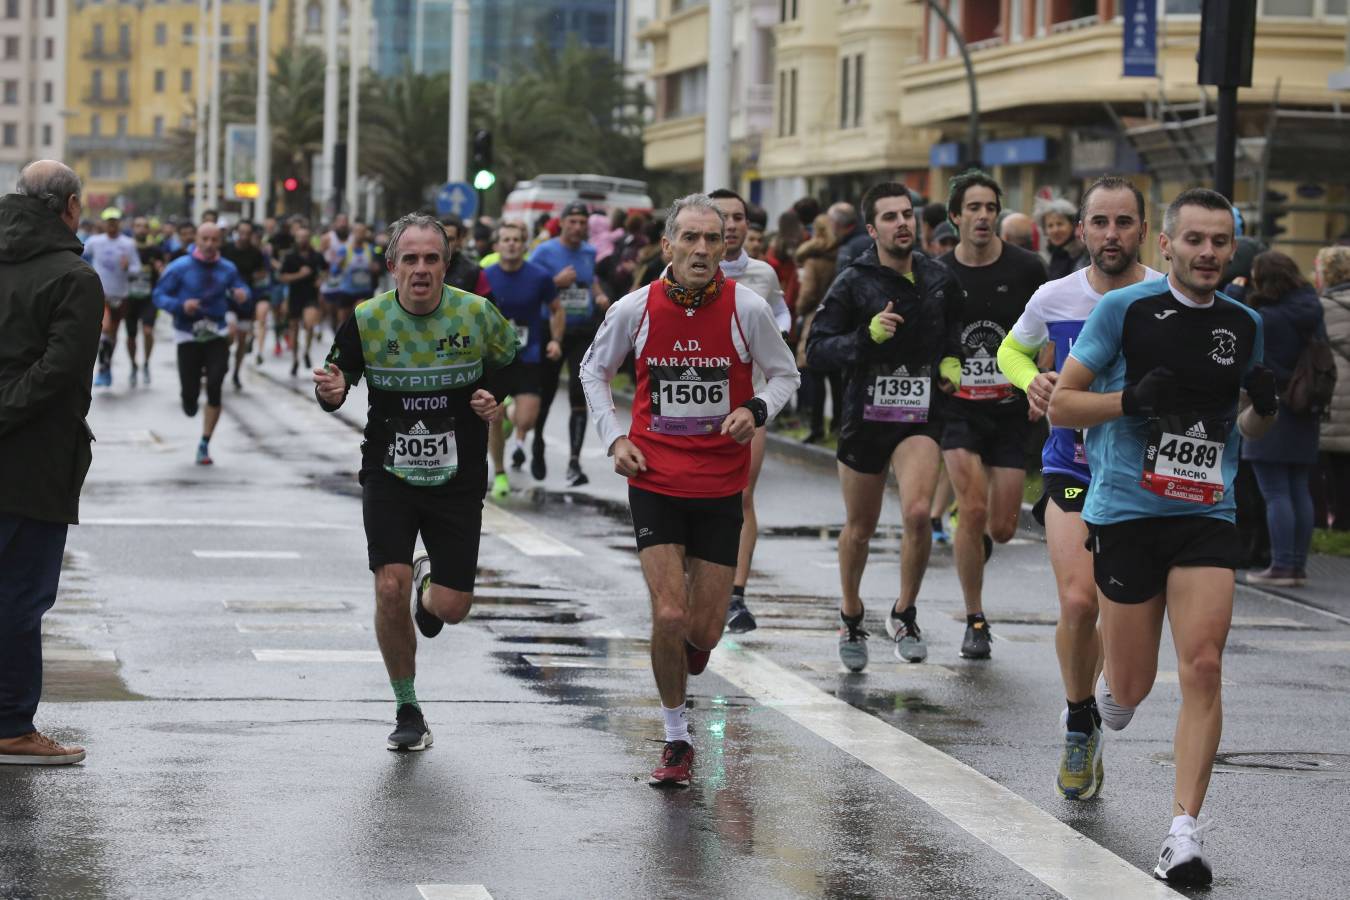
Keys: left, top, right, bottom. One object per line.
{"left": 661, "top": 206, "right": 726, "bottom": 291}
{"left": 388, "top": 224, "right": 450, "bottom": 310}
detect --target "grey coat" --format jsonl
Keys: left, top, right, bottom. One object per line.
{"left": 1321, "top": 283, "right": 1350, "bottom": 455}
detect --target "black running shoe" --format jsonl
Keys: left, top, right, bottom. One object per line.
{"left": 411, "top": 554, "right": 443, "bottom": 638}
{"left": 961, "top": 618, "right": 993, "bottom": 659}
{"left": 387, "top": 703, "right": 433, "bottom": 751}
{"left": 531, "top": 451, "right": 547, "bottom": 481}
{"left": 726, "top": 596, "right": 757, "bottom": 633}
{"left": 511, "top": 446, "right": 527, "bottom": 471}
{"left": 566, "top": 459, "right": 588, "bottom": 487}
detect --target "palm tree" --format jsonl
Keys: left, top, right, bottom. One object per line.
{"left": 358, "top": 65, "right": 451, "bottom": 219}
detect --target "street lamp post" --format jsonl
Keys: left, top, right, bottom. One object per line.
{"left": 193, "top": 0, "right": 208, "bottom": 219}
{"left": 448, "top": 0, "right": 468, "bottom": 184}
{"left": 255, "top": 0, "right": 271, "bottom": 219}
{"left": 346, "top": 0, "right": 360, "bottom": 217}
{"left": 321, "top": 0, "right": 339, "bottom": 218}
{"left": 926, "top": 0, "right": 981, "bottom": 168}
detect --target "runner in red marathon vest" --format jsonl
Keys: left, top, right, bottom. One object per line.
{"left": 580, "top": 193, "right": 799, "bottom": 788}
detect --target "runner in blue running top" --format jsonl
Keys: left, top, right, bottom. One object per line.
{"left": 997, "top": 176, "right": 1160, "bottom": 802}
{"left": 485, "top": 219, "right": 561, "bottom": 496}
{"left": 1049, "top": 188, "right": 1278, "bottom": 888}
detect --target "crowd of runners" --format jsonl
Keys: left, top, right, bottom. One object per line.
{"left": 76, "top": 168, "right": 1279, "bottom": 888}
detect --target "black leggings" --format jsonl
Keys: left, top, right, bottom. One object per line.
{"left": 177, "top": 338, "right": 230, "bottom": 416}
{"left": 534, "top": 330, "right": 592, "bottom": 455}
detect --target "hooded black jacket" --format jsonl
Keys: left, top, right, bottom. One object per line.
{"left": 806, "top": 246, "right": 963, "bottom": 441}
{"left": 0, "top": 194, "right": 104, "bottom": 524}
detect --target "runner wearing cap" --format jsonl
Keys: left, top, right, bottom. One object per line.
{"left": 82, "top": 208, "right": 141, "bottom": 388}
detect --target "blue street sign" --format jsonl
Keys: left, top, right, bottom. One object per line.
{"left": 435, "top": 181, "right": 478, "bottom": 219}
{"left": 1122, "top": 0, "right": 1157, "bottom": 78}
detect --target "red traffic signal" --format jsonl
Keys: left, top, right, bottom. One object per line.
{"left": 283, "top": 177, "right": 300, "bottom": 192}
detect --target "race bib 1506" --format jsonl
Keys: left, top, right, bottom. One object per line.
{"left": 649, "top": 365, "right": 730, "bottom": 434}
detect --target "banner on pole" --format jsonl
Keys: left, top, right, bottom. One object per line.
{"left": 1122, "top": 0, "right": 1157, "bottom": 78}
{"left": 224, "top": 124, "right": 258, "bottom": 200}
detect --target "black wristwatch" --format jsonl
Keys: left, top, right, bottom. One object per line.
{"left": 740, "top": 397, "right": 768, "bottom": 428}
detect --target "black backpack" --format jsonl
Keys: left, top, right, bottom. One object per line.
{"left": 1285, "top": 320, "right": 1338, "bottom": 418}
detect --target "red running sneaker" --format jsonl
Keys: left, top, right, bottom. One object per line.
{"left": 649, "top": 740, "right": 694, "bottom": 787}
{"left": 685, "top": 641, "right": 710, "bottom": 675}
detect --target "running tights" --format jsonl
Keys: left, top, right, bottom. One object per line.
{"left": 177, "top": 338, "right": 230, "bottom": 416}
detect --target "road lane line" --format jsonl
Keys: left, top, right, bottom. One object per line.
{"left": 42, "top": 648, "right": 117, "bottom": 662}
{"left": 194, "top": 550, "right": 302, "bottom": 560}
{"left": 710, "top": 646, "right": 1181, "bottom": 900}
{"left": 417, "top": 886, "right": 493, "bottom": 900}
{"left": 235, "top": 622, "right": 365, "bottom": 634}
{"left": 224, "top": 599, "right": 352, "bottom": 613}
{"left": 252, "top": 649, "right": 383, "bottom": 663}
{"left": 480, "top": 504, "right": 581, "bottom": 557}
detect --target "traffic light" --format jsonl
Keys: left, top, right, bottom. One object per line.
{"left": 1261, "top": 189, "right": 1289, "bottom": 241}
{"left": 284, "top": 176, "right": 300, "bottom": 192}
{"left": 472, "top": 129, "right": 495, "bottom": 191}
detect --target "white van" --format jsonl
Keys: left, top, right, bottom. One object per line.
{"left": 502, "top": 174, "right": 654, "bottom": 223}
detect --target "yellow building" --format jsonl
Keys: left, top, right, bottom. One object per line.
{"left": 638, "top": 0, "right": 777, "bottom": 195}
{"left": 756, "top": 0, "right": 938, "bottom": 216}
{"left": 65, "top": 0, "right": 292, "bottom": 212}
{"left": 897, "top": 0, "right": 1350, "bottom": 268}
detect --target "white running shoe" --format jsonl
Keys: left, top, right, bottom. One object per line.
{"left": 1095, "top": 672, "right": 1136, "bottom": 731}
{"left": 1154, "top": 818, "right": 1214, "bottom": 886}
{"left": 885, "top": 606, "right": 927, "bottom": 663}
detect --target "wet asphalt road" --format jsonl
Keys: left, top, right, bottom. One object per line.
{"left": 3, "top": 339, "right": 1349, "bottom": 900}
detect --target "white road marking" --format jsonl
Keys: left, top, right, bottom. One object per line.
{"left": 797, "top": 659, "right": 962, "bottom": 678}
{"left": 85, "top": 518, "right": 354, "bottom": 530}
{"left": 1155, "top": 670, "right": 1235, "bottom": 687}
{"left": 709, "top": 646, "right": 1181, "bottom": 900}
{"left": 417, "top": 886, "right": 493, "bottom": 900}
{"left": 252, "top": 649, "right": 383, "bottom": 663}
{"left": 194, "top": 550, "right": 302, "bottom": 559}
{"left": 521, "top": 654, "right": 648, "bottom": 670}
{"left": 480, "top": 504, "right": 581, "bottom": 557}
{"left": 1237, "top": 582, "right": 1350, "bottom": 626}
{"left": 235, "top": 622, "right": 365, "bottom": 634}
{"left": 1238, "top": 639, "right": 1350, "bottom": 652}
{"left": 42, "top": 648, "right": 117, "bottom": 662}
{"left": 224, "top": 599, "right": 352, "bottom": 613}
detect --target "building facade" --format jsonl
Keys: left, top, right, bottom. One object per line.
{"left": 0, "top": 0, "right": 68, "bottom": 191}
{"left": 638, "top": 0, "right": 776, "bottom": 196}
{"left": 902, "top": 0, "right": 1350, "bottom": 267}
{"left": 756, "top": 0, "right": 934, "bottom": 221}
{"left": 66, "top": 0, "right": 292, "bottom": 211}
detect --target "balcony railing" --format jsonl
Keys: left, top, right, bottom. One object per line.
{"left": 68, "top": 135, "right": 167, "bottom": 154}
{"left": 82, "top": 91, "right": 131, "bottom": 107}
{"left": 82, "top": 42, "right": 132, "bottom": 61}
{"left": 1048, "top": 14, "right": 1101, "bottom": 34}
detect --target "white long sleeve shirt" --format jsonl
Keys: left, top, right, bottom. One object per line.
{"left": 580, "top": 277, "right": 801, "bottom": 455}
{"left": 82, "top": 232, "right": 141, "bottom": 299}
{"left": 721, "top": 250, "right": 791, "bottom": 332}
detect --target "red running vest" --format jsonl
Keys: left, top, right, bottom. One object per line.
{"left": 630, "top": 278, "right": 755, "bottom": 498}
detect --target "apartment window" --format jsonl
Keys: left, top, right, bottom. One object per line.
{"left": 839, "top": 58, "right": 850, "bottom": 130}
{"left": 155, "top": 23, "right": 167, "bottom": 45}
{"left": 43, "top": 38, "right": 52, "bottom": 59}
{"left": 664, "top": 66, "right": 707, "bottom": 119}
{"left": 2, "top": 123, "right": 15, "bottom": 147}
{"left": 220, "top": 24, "right": 231, "bottom": 57}
{"left": 91, "top": 157, "right": 127, "bottom": 179}
{"left": 116, "top": 113, "right": 126, "bottom": 135}
{"left": 91, "top": 70, "right": 103, "bottom": 99}
{"left": 778, "top": 0, "right": 798, "bottom": 22}
{"left": 1263, "top": 0, "right": 1314, "bottom": 12}
{"left": 118, "top": 23, "right": 130, "bottom": 53}
{"left": 4, "top": 36, "right": 20, "bottom": 60}
{"left": 947, "top": 0, "right": 962, "bottom": 56}
{"left": 153, "top": 115, "right": 164, "bottom": 136}
{"left": 42, "top": 81, "right": 51, "bottom": 103}
{"left": 305, "top": 0, "right": 320, "bottom": 33}
{"left": 777, "top": 70, "right": 786, "bottom": 136}
{"left": 247, "top": 23, "right": 257, "bottom": 54}
{"left": 182, "top": 68, "right": 191, "bottom": 91}
{"left": 183, "top": 22, "right": 193, "bottom": 43}
{"left": 853, "top": 54, "right": 863, "bottom": 128}
{"left": 1009, "top": 0, "right": 1025, "bottom": 40}
{"left": 45, "top": 0, "right": 53, "bottom": 16}
{"left": 153, "top": 159, "right": 178, "bottom": 180}
{"left": 93, "top": 24, "right": 104, "bottom": 51}
{"left": 788, "top": 68, "right": 798, "bottom": 136}
{"left": 3, "top": 81, "right": 16, "bottom": 104}
{"left": 41, "top": 123, "right": 51, "bottom": 145}
{"left": 4, "top": 0, "right": 18, "bottom": 18}
{"left": 154, "top": 69, "right": 165, "bottom": 92}
{"left": 927, "top": 3, "right": 942, "bottom": 59}
{"left": 116, "top": 69, "right": 128, "bottom": 100}
{"left": 91, "top": 114, "right": 101, "bottom": 136}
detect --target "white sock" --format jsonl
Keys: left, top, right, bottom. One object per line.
{"left": 1170, "top": 814, "right": 1196, "bottom": 836}
{"left": 511, "top": 437, "right": 525, "bottom": 454}
{"left": 661, "top": 703, "right": 689, "bottom": 744}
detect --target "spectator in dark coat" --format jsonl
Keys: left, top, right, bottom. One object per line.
{"left": 0, "top": 160, "right": 103, "bottom": 766}
{"left": 1314, "top": 245, "right": 1350, "bottom": 530}
{"left": 1241, "top": 251, "right": 1326, "bottom": 587}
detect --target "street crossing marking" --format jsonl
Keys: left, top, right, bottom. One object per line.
{"left": 86, "top": 518, "right": 355, "bottom": 530}
{"left": 481, "top": 504, "right": 582, "bottom": 557}
{"left": 252, "top": 649, "right": 383, "bottom": 663}
{"left": 42, "top": 648, "right": 117, "bottom": 662}
{"left": 417, "top": 886, "right": 493, "bottom": 900}
{"left": 194, "top": 550, "right": 302, "bottom": 559}
{"left": 709, "top": 646, "right": 1182, "bottom": 900}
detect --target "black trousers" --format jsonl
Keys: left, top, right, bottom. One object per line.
{"left": 534, "top": 330, "right": 592, "bottom": 454}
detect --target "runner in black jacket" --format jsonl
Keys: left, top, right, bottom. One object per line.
{"left": 805, "top": 183, "right": 964, "bottom": 671}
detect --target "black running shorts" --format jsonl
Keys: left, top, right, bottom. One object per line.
{"left": 628, "top": 485, "right": 742, "bottom": 567}
{"left": 513, "top": 362, "right": 542, "bottom": 396}
{"left": 1087, "top": 515, "right": 1239, "bottom": 604}
{"left": 1032, "top": 472, "right": 1089, "bottom": 526}
{"left": 125, "top": 297, "right": 156, "bottom": 334}
{"left": 361, "top": 468, "right": 482, "bottom": 592}
{"left": 836, "top": 422, "right": 942, "bottom": 475}
{"left": 941, "top": 401, "right": 1034, "bottom": 470}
